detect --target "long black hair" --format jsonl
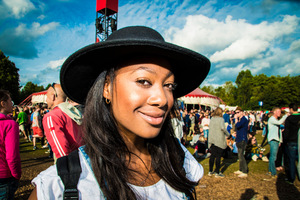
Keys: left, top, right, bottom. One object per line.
{"left": 83, "top": 67, "right": 198, "bottom": 199}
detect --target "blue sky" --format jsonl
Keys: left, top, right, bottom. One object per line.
{"left": 0, "top": 0, "right": 299, "bottom": 89}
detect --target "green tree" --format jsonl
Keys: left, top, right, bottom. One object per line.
{"left": 201, "top": 85, "right": 216, "bottom": 96}
{"left": 0, "top": 51, "right": 20, "bottom": 103}
{"left": 219, "top": 81, "right": 236, "bottom": 105}
{"left": 235, "top": 70, "right": 253, "bottom": 109}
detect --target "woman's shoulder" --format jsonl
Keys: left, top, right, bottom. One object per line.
{"left": 0, "top": 114, "right": 18, "bottom": 130}
{"left": 32, "top": 149, "right": 103, "bottom": 199}
{"left": 179, "top": 143, "right": 204, "bottom": 182}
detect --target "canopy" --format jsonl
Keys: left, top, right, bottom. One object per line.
{"left": 178, "top": 88, "right": 223, "bottom": 108}
{"left": 19, "top": 91, "right": 47, "bottom": 106}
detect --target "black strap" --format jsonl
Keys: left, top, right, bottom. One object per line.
{"left": 57, "top": 150, "right": 82, "bottom": 200}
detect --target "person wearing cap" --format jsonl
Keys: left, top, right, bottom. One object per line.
{"left": 29, "top": 26, "right": 210, "bottom": 200}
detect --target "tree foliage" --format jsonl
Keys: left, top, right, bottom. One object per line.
{"left": 0, "top": 51, "right": 20, "bottom": 103}
{"left": 201, "top": 70, "right": 300, "bottom": 110}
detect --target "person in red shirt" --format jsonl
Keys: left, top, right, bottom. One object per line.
{"left": 43, "top": 83, "right": 83, "bottom": 162}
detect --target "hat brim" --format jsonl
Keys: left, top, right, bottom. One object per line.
{"left": 60, "top": 39, "right": 210, "bottom": 105}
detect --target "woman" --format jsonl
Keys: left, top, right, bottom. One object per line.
{"left": 0, "top": 90, "right": 21, "bottom": 199}
{"left": 170, "top": 109, "right": 184, "bottom": 140}
{"left": 29, "top": 26, "right": 210, "bottom": 199}
{"left": 208, "top": 107, "right": 230, "bottom": 178}
{"left": 201, "top": 113, "right": 210, "bottom": 139}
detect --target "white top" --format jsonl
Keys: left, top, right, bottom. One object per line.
{"left": 201, "top": 118, "right": 210, "bottom": 130}
{"left": 267, "top": 115, "right": 288, "bottom": 143}
{"left": 249, "top": 114, "right": 255, "bottom": 126}
{"left": 32, "top": 144, "right": 203, "bottom": 200}
{"left": 171, "top": 118, "right": 184, "bottom": 140}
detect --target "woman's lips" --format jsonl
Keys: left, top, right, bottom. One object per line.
{"left": 138, "top": 111, "right": 164, "bottom": 126}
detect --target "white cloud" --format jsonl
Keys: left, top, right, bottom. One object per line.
{"left": 281, "top": 57, "right": 300, "bottom": 74}
{"left": 3, "top": 0, "right": 35, "bottom": 18}
{"left": 15, "top": 22, "right": 60, "bottom": 38}
{"left": 289, "top": 39, "right": 300, "bottom": 52}
{"left": 37, "top": 15, "right": 46, "bottom": 20}
{"left": 211, "top": 38, "right": 270, "bottom": 62}
{"left": 0, "top": 22, "right": 60, "bottom": 58}
{"left": 165, "top": 14, "right": 299, "bottom": 63}
{"left": 48, "top": 58, "right": 66, "bottom": 70}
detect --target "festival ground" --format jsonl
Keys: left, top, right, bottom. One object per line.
{"left": 15, "top": 130, "right": 300, "bottom": 200}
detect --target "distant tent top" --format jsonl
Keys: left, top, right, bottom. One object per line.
{"left": 179, "top": 88, "right": 224, "bottom": 108}
{"left": 19, "top": 91, "right": 47, "bottom": 106}
{"left": 185, "top": 88, "right": 220, "bottom": 99}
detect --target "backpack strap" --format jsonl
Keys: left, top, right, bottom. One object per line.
{"left": 57, "top": 149, "right": 82, "bottom": 200}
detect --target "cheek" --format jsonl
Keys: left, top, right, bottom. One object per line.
{"left": 111, "top": 80, "right": 145, "bottom": 114}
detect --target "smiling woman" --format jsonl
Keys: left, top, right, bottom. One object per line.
{"left": 29, "top": 26, "right": 210, "bottom": 200}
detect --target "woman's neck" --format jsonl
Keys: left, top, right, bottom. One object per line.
{"left": 120, "top": 131, "right": 161, "bottom": 186}
{"left": 0, "top": 110, "right": 8, "bottom": 115}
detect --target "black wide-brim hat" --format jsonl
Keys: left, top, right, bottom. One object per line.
{"left": 60, "top": 26, "right": 210, "bottom": 105}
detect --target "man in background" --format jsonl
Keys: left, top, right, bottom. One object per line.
{"left": 234, "top": 107, "right": 249, "bottom": 178}
{"left": 43, "top": 83, "right": 83, "bottom": 162}
{"left": 16, "top": 107, "right": 28, "bottom": 141}
{"left": 283, "top": 103, "right": 300, "bottom": 184}
{"left": 267, "top": 107, "right": 288, "bottom": 177}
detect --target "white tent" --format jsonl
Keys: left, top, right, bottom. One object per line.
{"left": 178, "top": 88, "right": 223, "bottom": 108}
{"left": 19, "top": 91, "right": 47, "bottom": 106}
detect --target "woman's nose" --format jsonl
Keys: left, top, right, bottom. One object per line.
{"left": 147, "top": 85, "right": 169, "bottom": 108}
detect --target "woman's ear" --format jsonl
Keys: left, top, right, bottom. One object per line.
{"left": 103, "top": 76, "right": 111, "bottom": 100}
{"left": 0, "top": 101, "right": 5, "bottom": 108}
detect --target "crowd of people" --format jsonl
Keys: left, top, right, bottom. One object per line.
{"left": 1, "top": 89, "right": 299, "bottom": 199}
{"left": 0, "top": 25, "right": 299, "bottom": 199}
{"left": 172, "top": 104, "right": 300, "bottom": 182}
{"left": 0, "top": 84, "right": 84, "bottom": 199}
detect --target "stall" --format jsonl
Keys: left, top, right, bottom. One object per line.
{"left": 19, "top": 91, "right": 47, "bottom": 106}
{"left": 178, "top": 88, "right": 223, "bottom": 110}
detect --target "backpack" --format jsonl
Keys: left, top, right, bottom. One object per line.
{"left": 56, "top": 150, "right": 82, "bottom": 200}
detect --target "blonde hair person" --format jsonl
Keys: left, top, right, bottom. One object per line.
{"left": 208, "top": 107, "right": 230, "bottom": 178}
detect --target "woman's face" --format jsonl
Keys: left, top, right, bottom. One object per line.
{"left": 1, "top": 96, "right": 13, "bottom": 115}
{"left": 104, "top": 57, "right": 175, "bottom": 140}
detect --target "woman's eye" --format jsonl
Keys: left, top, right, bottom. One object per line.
{"left": 164, "top": 83, "right": 177, "bottom": 91}
{"left": 136, "top": 79, "right": 152, "bottom": 87}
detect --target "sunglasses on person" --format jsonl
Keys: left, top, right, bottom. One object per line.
{"left": 236, "top": 111, "right": 240, "bottom": 114}
{"left": 51, "top": 83, "right": 58, "bottom": 97}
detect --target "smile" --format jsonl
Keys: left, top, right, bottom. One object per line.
{"left": 138, "top": 111, "right": 165, "bottom": 126}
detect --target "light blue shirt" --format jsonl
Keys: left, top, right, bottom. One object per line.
{"left": 267, "top": 115, "right": 288, "bottom": 143}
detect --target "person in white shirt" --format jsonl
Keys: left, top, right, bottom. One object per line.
{"left": 201, "top": 114, "right": 210, "bottom": 139}
{"left": 29, "top": 26, "right": 210, "bottom": 200}
{"left": 267, "top": 107, "right": 288, "bottom": 177}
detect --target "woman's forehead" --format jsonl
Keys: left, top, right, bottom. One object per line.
{"left": 115, "top": 56, "right": 174, "bottom": 76}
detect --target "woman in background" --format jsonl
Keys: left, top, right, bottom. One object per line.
{"left": 0, "top": 90, "right": 21, "bottom": 199}
{"left": 208, "top": 107, "right": 230, "bottom": 178}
